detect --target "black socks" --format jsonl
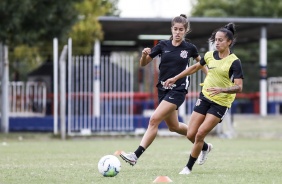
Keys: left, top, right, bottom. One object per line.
{"left": 186, "top": 154, "right": 197, "bottom": 171}
{"left": 202, "top": 142, "right": 208, "bottom": 151}
{"left": 134, "top": 146, "right": 145, "bottom": 158}
{"left": 186, "top": 142, "right": 208, "bottom": 170}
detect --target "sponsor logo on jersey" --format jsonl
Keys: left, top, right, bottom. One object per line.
{"left": 207, "top": 65, "right": 216, "bottom": 69}
{"left": 180, "top": 50, "right": 188, "bottom": 59}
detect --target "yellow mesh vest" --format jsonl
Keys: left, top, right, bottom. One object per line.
{"left": 201, "top": 51, "right": 238, "bottom": 108}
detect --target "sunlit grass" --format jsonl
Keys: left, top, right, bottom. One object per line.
{"left": 0, "top": 135, "right": 281, "bottom": 184}
{"left": 0, "top": 115, "right": 281, "bottom": 184}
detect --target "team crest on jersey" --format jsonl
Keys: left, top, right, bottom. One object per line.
{"left": 180, "top": 50, "right": 188, "bottom": 59}
{"left": 195, "top": 99, "right": 202, "bottom": 106}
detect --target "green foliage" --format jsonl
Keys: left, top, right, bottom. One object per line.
{"left": 192, "top": 0, "right": 282, "bottom": 17}
{"left": 10, "top": 45, "right": 43, "bottom": 81}
{"left": 69, "top": 0, "right": 120, "bottom": 55}
{"left": 0, "top": 0, "right": 82, "bottom": 47}
{"left": 0, "top": 0, "right": 119, "bottom": 49}
{"left": 192, "top": 0, "right": 234, "bottom": 17}
{"left": 0, "top": 0, "right": 82, "bottom": 80}
{"left": 0, "top": 0, "right": 119, "bottom": 79}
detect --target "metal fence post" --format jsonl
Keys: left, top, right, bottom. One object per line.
{"left": 1, "top": 44, "right": 9, "bottom": 133}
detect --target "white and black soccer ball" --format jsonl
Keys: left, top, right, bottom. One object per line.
{"left": 98, "top": 155, "right": 121, "bottom": 177}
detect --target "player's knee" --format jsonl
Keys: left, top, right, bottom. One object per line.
{"left": 186, "top": 132, "right": 195, "bottom": 142}
{"left": 148, "top": 117, "right": 160, "bottom": 127}
{"left": 168, "top": 125, "right": 178, "bottom": 132}
{"left": 195, "top": 130, "right": 206, "bottom": 141}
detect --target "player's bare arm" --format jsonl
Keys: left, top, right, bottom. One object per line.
{"left": 206, "top": 78, "right": 243, "bottom": 97}
{"left": 222, "top": 78, "right": 243, "bottom": 93}
{"left": 163, "top": 62, "right": 203, "bottom": 87}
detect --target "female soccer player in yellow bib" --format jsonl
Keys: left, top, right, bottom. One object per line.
{"left": 164, "top": 22, "right": 244, "bottom": 175}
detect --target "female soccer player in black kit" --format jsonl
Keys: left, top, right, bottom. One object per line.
{"left": 120, "top": 14, "right": 208, "bottom": 167}
{"left": 164, "top": 23, "right": 244, "bottom": 175}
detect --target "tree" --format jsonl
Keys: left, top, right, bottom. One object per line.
{"left": 0, "top": 0, "right": 83, "bottom": 79}
{"left": 69, "top": 0, "right": 120, "bottom": 55}
{"left": 0, "top": 0, "right": 83, "bottom": 47}
{"left": 192, "top": 0, "right": 282, "bottom": 17}
{"left": 0, "top": 0, "right": 119, "bottom": 80}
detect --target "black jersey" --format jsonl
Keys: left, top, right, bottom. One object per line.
{"left": 149, "top": 40, "right": 199, "bottom": 92}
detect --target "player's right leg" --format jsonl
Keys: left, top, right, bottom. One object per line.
{"left": 120, "top": 101, "right": 175, "bottom": 166}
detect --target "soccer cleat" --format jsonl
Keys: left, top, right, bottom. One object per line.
{"left": 120, "top": 151, "right": 137, "bottom": 166}
{"left": 179, "top": 166, "right": 191, "bottom": 175}
{"left": 198, "top": 143, "right": 213, "bottom": 165}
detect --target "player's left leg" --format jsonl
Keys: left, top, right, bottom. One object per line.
{"left": 164, "top": 109, "right": 188, "bottom": 135}
{"left": 139, "top": 100, "right": 177, "bottom": 147}
{"left": 197, "top": 104, "right": 229, "bottom": 165}
{"left": 120, "top": 100, "right": 176, "bottom": 166}
{"left": 190, "top": 114, "right": 219, "bottom": 165}
{"left": 179, "top": 111, "right": 213, "bottom": 175}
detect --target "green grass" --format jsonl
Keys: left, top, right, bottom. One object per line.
{"left": 0, "top": 135, "right": 281, "bottom": 184}
{"left": 0, "top": 115, "right": 281, "bottom": 184}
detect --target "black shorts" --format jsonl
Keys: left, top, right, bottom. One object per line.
{"left": 158, "top": 89, "right": 187, "bottom": 110}
{"left": 194, "top": 92, "right": 229, "bottom": 122}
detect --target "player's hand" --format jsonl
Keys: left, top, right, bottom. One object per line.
{"left": 206, "top": 87, "right": 222, "bottom": 97}
{"left": 142, "top": 48, "right": 151, "bottom": 57}
{"left": 163, "top": 78, "right": 177, "bottom": 88}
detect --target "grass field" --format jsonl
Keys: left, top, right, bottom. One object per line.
{"left": 0, "top": 115, "right": 281, "bottom": 184}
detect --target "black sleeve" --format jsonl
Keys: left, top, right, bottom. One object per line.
{"left": 200, "top": 57, "right": 206, "bottom": 66}
{"left": 230, "top": 59, "right": 244, "bottom": 79}
{"left": 190, "top": 43, "right": 200, "bottom": 59}
{"left": 149, "top": 41, "right": 163, "bottom": 58}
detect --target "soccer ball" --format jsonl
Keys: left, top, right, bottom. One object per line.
{"left": 98, "top": 155, "right": 121, "bottom": 177}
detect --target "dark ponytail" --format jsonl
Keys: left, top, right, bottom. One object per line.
{"left": 224, "top": 23, "right": 236, "bottom": 35}
{"left": 180, "top": 14, "right": 187, "bottom": 19}
{"left": 209, "top": 22, "right": 237, "bottom": 47}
